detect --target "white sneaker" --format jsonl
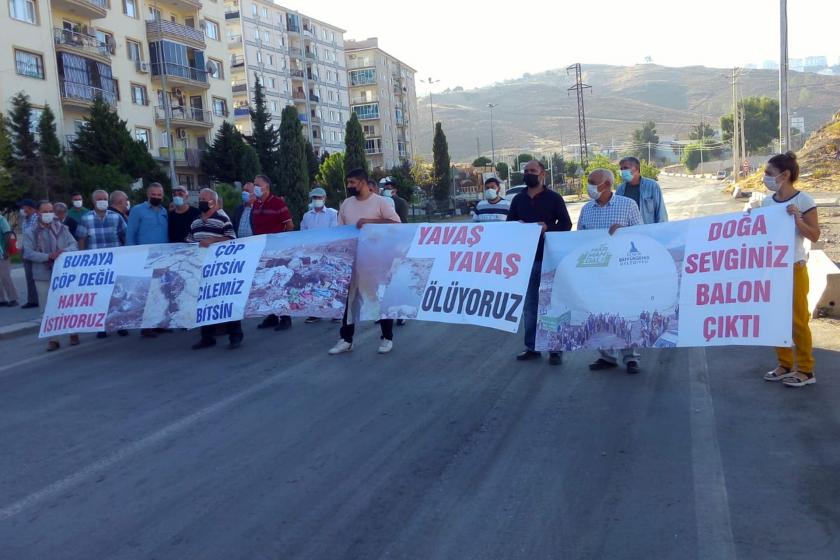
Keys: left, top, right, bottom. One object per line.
{"left": 378, "top": 338, "right": 393, "bottom": 354}
{"left": 328, "top": 339, "right": 353, "bottom": 354}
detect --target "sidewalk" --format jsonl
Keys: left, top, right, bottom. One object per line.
{"left": 0, "top": 264, "right": 42, "bottom": 339}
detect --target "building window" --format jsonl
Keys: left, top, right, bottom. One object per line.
{"left": 208, "top": 58, "right": 223, "bottom": 78}
{"left": 135, "top": 127, "right": 151, "bottom": 148}
{"left": 256, "top": 51, "right": 262, "bottom": 63}
{"left": 350, "top": 68, "right": 376, "bottom": 86}
{"left": 260, "top": 7, "right": 267, "bottom": 18}
{"left": 123, "top": 0, "right": 137, "bottom": 18}
{"left": 14, "top": 49, "right": 44, "bottom": 79}
{"left": 9, "top": 0, "right": 36, "bottom": 23}
{"left": 127, "top": 40, "right": 142, "bottom": 62}
{"left": 251, "top": 4, "right": 256, "bottom": 16}
{"left": 212, "top": 97, "right": 227, "bottom": 117}
{"left": 262, "top": 31, "right": 269, "bottom": 43}
{"left": 205, "top": 19, "right": 220, "bottom": 40}
{"left": 271, "top": 101, "right": 278, "bottom": 112}
{"left": 267, "top": 77, "right": 276, "bottom": 89}
{"left": 130, "top": 83, "right": 148, "bottom": 105}
{"left": 353, "top": 103, "right": 379, "bottom": 120}
{"left": 267, "top": 54, "right": 274, "bottom": 67}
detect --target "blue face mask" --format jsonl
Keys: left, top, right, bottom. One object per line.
{"left": 241, "top": 192, "right": 251, "bottom": 203}
{"left": 173, "top": 196, "right": 185, "bottom": 206}
{"left": 254, "top": 186, "right": 263, "bottom": 198}
{"left": 620, "top": 169, "right": 634, "bottom": 182}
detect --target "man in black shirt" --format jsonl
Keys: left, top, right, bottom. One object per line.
{"left": 168, "top": 185, "right": 201, "bottom": 243}
{"left": 507, "top": 160, "right": 572, "bottom": 365}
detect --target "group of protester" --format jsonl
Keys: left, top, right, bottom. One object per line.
{"left": 3, "top": 151, "right": 819, "bottom": 387}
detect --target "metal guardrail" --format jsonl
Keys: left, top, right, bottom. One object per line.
{"left": 53, "top": 28, "right": 110, "bottom": 58}
{"left": 146, "top": 19, "right": 205, "bottom": 45}
{"left": 154, "top": 105, "right": 212, "bottom": 124}
{"left": 60, "top": 80, "right": 117, "bottom": 105}
{"left": 150, "top": 62, "right": 207, "bottom": 83}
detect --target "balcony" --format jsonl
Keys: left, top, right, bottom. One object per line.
{"left": 290, "top": 69, "right": 304, "bottom": 79}
{"left": 154, "top": 105, "right": 213, "bottom": 129}
{"left": 157, "top": 147, "right": 204, "bottom": 167}
{"left": 233, "top": 106, "right": 250, "bottom": 118}
{"left": 350, "top": 96, "right": 377, "bottom": 106}
{"left": 59, "top": 80, "right": 117, "bottom": 109}
{"left": 347, "top": 59, "right": 375, "bottom": 70}
{"left": 309, "top": 115, "right": 320, "bottom": 124}
{"left": 365, "top": 143, "right": 382, "bottom": 155}
{"left": 289, "top": 47, "right": 302, "bottom": 57}
{"left": 309, "top": 94, "right": 319, "bottom": 103}
{"left": 306, "top": 71, "right": 318, "bottom": 82}
{"left": 153, "top": 0, "right": 201, "bottom": 12}
{"left": 224, "top": 9, "right": 239, "bottom": 19}
{"left": 53, "top": 28, "right": 111, "bottom": 64}
{"left": 50, "top": 0, "right": 106, "bottom": 19}
{"left": 231, "top": 80, "right": 247, "bottom": 93}
{"left": 150, "top": 62, "right": 209, "bottom": 89}
{"left": 230, "top": 54, "right": 245, "bottom": 68}
{"left": 228, "top": 34, "right": 242, "bottom": 46}
{"left": 292, "top": 91, "right": 306, "bottom": 100}
{"left": 146, "top": 19, "right": 205, "bottom": 51}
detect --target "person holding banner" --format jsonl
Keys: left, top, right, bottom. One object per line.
{"left": 301, "top": 186, "right": 338, "bottom": 324}
{"left": 507, "top": 160, "right": 571, "bottom": 365}
{"left": 472, "top": 177, "right": 511, "bottom": 222}
{"left": 329, "top": 168, "right": 401, "bottom": 355}
{"left": 187, "top": 188, "right": 244, "bottom": 350}
{"left": 580, "top": 169, "right": 644, "bottom": 374}
{"left": 25, "top": 201, "right": 79, "bottom": 351}
{"left": 760, "top": 152, "right": 820, "bottom": 388}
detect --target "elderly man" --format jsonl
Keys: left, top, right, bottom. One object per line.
{"left": 579, "top": 168, "right": 644, "bottom": 374}
{"left": 79, "top": 189, "right": 128, "bottom": 338}
{"left": 187, "top": 188, "right": 243, "bottom": 350}
{"left": 54, "top": 202, "right": 80, "bottom": 240}
{"left": 232, "top": 182, "right": 255, "bottom": 239}
{"left": 126, "top": 183, "right": 168, "bottom": 246}
{"left": 67, "top": 192, "right": 89, "bottom": 223}
{"left": 300, "top": 186, "right": 338, "bottom": 324}
{"left": 251, "top": 174, "right": 294, "bottom": 331}
{"left": 109, "top": 190, "right": 131, "bottom": 220}
{"left": 168, "top": 185, "right": 200, "bottom": 243}
{"left": 17, "top": 198, "right": 40, "bottom": 308}
{"left": 472, "top": 177, "right": 511, "bottom": 222}
{"left": 0, "top": 212, "right": 19, "bottom": 307}
{"left": 506, "top": 160, "right": 572, "bottom": 366}
{"left": 25, "top": 201, "right": 79, "bottom": 351}
{"left": 616, "top": 156, "right": 668, "bottom": 224}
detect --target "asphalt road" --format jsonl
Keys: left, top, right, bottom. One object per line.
{"left": 2, "top": 177, "right": 839, "bottom": 560}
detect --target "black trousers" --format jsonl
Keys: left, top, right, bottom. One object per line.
{"left": 339, "top": 304, "right": 392, "bottom": 343}
{"left": 201, "top": 320, "right": 243, "bottom": 342}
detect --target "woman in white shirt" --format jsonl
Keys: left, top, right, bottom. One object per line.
{"left": 760, "top": 152, "right": 821, "bottom": 387}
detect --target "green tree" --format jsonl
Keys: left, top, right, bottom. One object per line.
{"left": 7, "top": 92, "right": 39, "bottom": 197}
{"left": 410, "top": 155, "right": 434, "bottom": 193}
{"left": 304, "top": 140, "right": 320, "bottom": 187}
{"left": 387, "top": 160, "right": 415, "bottom": 202}
{"left": 432, "top": 122, "right": 451, "bottom": 202}
{"left": 472, "top": 156, "right": 491, "bottom": 167}
{"left": 721, "top": 96, "right": 780, "bottom": 153}
{"left": 629, "top": 121, "right": 659, "bottom": 162}
{"left": 495, "top": 161, "right": 509, "bottom": 180}
{"left": 37, "top": 105, "right": 65, "bottom": 200}
{"left": 682, "top": 144, "right": 703, "bottom": 171}
{"left": 247, "top": 76, "right": 281, "bottom": 183}
{"left": 315, "top": 151, "right": 345, "bottom": 208}
{"left": 0, "top": 113, "right": 22, "bottom": 212}
{"left": 343, "top": 112, "right": 368, "bottom": 176}
{"left": 689, "top": 121, "right": 715, "bottom": 141}
{"left": 214, "top": 183, "right": 245, "bottom": 214}
{"left": 277, "top": 105, "right": 309, "bottom": 224}
{"left": 201, "top": 121, "right": 260, "bottom": 184}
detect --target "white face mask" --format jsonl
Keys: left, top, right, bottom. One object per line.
{"left": 587, "top": 184, "right": 601, "bottom": 200}
{"left": 72, "top": 200, "right": 83, "bottom": 208}
{"left": 40, "top": 212, "right": 55, "bottom": 224}
{"left": 382, "top": 189, "right": 393, "bottom": 198}
{"left": 485, "top": 188, "right": 498, "bottom": 201}
{"left": 95, "top": 200, "right": 109, "bottom": 211}
{"left": 125, "top": 201, "right": 131, "bottom": 210}
{"left": 763, "top": 174, "right": 781, "bottom": 192}
{"left": 313, "top": 199, "right": 325, "bottom": 208}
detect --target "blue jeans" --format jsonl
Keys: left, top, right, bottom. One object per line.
{"left": 523, "top": 260, "right": 541, "bottom": 351}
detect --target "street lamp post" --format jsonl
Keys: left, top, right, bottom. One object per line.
{"left": 779, "top": 0, "right": 790, "bottom": 152}
{"left": 487, "top": 103, "right": 497, "bottom": 173}
{"left": 421, "top": 77, "right": 440, "bottom": 135}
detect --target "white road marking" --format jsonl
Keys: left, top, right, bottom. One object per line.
{"left": 688, "top": 347, "right": 737, "bottom": 559}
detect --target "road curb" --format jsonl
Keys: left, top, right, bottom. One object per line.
{"left": 0, "top": 320, "right": 40, "bottom": 340}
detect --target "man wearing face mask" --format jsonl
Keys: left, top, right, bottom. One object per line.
{"left": 380, "top": 177, "right": 409, "bottom": 223}
{"left": 67, "top": 193, "right": 90, "bottom": 223}
{"left": 300, "top": 186, "right": 338, "bottom": 324}
{"left": 506, "top": 160, "right": 572, "bottom": 366}
{"left": 579, "top": 168, "right": 643, "bottom": 374}
{"left": 168, "top": 185, "right": 201, "bottom": 243}
{"left": 251, "top": 174, "right": 295, "bottom": 331}
{"left": 24, "top": 201, "right": 79, "bottom": 351}
{"left": 616, "top": 156, "right": 668, "bottom": 224}
{"left": 187, "top": 188, "right": 243, "bottom": 350}
{"left": 53, "top": 203, "right": 80, "bottom": 240}
{"left": 17, "top": 198, "right": 41, "bottom": 309}
{"left": 126, "top": 183, "right": 168, "bottom": 247}
{"left": 472, "top": 177, "right": 511, "bottom": 222}
{"left": 232, "top": 182, "right": 255, "bottom": 239}
{"left": 109, "top": 190, "right": 131, "bottom": 221}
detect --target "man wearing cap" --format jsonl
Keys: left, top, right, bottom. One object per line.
{"left": 380, "top": 177, "right": 409, "bottom": 224}
{"left": 472, "top": 177, "right": 511, "bottom": 222}
{"left": 300, "top": 186, "right": 338, "bottom": 324}
{"left": 168, "top": 185, "right": 201, "bottom": 243}
{"left": 54, "top": 202, "right": 80, "bottom": 240}
{"left": 17, "top": 199, "right": 40, "bottom": 309}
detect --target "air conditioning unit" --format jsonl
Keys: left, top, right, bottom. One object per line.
{"left": 177, "top": 128, "right": 187, "bottom": 139}
{"left": 136, "top": 60, "right": 150, "bottom": 73}
{"left": 173, "top": 88, "right": 184, "bottom": 98}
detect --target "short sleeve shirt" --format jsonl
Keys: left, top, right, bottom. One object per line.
{"left": 0, "top": 216, "right": 11, "bottom": 259}
{"left": 577, "top": 194, "right": 642, "bottom": 231}
{"left": 338, "top": 194, "right": 401, "bottom": 226}
{"left": 251, "top": 195, "right": 293, "bottom": 234}
{"left": 761, "top": 190, "right": 816, "bottom": 262}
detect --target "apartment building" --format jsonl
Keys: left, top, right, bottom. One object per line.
{"left": 223, "top": 0, "right": 349, "bottom": 156}
{"left": 4, "top": 0, "right": 234, "bottom": 189}
{"left": 344, "top": 37, "right": 417, "bottom": 171}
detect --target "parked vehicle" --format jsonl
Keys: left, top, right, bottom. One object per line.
{"left": 504, "top": 185, "right": 526, "bottom": 201}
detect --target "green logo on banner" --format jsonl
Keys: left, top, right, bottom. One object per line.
{"left": 577, "top": 244, "right": 611, "bottom": 268}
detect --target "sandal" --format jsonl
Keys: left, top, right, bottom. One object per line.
{"left": 46, "top": 341, "right": 60, "bottom": 352}
{"left": 763, "top": 366, "right": 795, "bottom": 382}
{"left": 783, "top": 372, "right": 816, "bottom": 388}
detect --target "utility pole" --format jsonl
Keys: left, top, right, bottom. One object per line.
{"left": 647, "top": 142, "right": 652, "bottom": 163}
{"left": 566, "top": 63, "right": 591, "bottom": 166}
{"left": 730, "top": 68, "right": 744, "bottom": 180}
{"left": 699, "top": 117, "right": 704, "bottom": 173}
{"left": 487, "top": 103, "right": 497, "bottom": 174}
{"left": 421, "top": 77, "right": 439, "bottom": 136}
{"left": 779, "top": 0, "right": 790, "bottom": 153}
{"left": 475, "top": 136, "right": 480, "bottom": 161}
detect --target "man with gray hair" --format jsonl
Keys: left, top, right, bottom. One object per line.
{"left": 579, "top": 168, "right": 643, "bottom": 374}
{"left": 300, "top": 186, "right": 338, "bottom": 324}
{"left": 108, "top": 190, "right": 130, "bottom": 221}
{"left": 53, "top": 202, "right": 80, "bottom": 240}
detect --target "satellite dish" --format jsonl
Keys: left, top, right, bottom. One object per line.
{"left": 205, "top": 60, "right": 218, "bottom": 75}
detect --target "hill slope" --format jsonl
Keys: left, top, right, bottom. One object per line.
{"left": 414, "top": 64, "right": 840, "bottom": 161}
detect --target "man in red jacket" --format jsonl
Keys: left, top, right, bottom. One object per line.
{"left": 252, "top": 174, "right": 295, "bottom": 331}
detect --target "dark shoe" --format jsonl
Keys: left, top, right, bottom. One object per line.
{"left": 6, "top": 300, "right": 18, "bottom": 307}
{"left": 192, "top": 338, "right": 217, "bottom": 350}
{"left": 589, "top": 358, "right": 618, "bottom": 371}
{"left": 396, "top": 319, "right": 406, "bottom": 326}
{"left": 228, "top": 337, "right": 242, "bottom": 350}
{"left": 0, "top": 301, "right": 7, "bottom": 307}
{"left": 257, "top": 316, "right": 279, "bottom": 329}
{"left": 626, "top": 361, "right": 641, "bottom": 374}
{"left": 46, "top": 340, "right": 60, "bottom": 352}
{"left": 304, "top": 316, "right": 320, "bottom": 324}
{"left": 96, "top": 332, "right": 107, "bottom": 339}
{"left": 69, "top": 334, "right": 80, "bottom": 346}
{"left": 22, "top": 302, "right": 38, "bottom": 309}
{"left": 140, "top": 329, "right": 158, "bottom": 338}
{"left": 516, "top": 350, "right": 541, "bottom": 361}
{"left": 274, "top": 316, "right": 292, "bottom": 331}
{"left": 549, "top": 352, "right": 563, "bottom": 366}
{"left": 117, "top": 330, "right": 128, "bottom": 337}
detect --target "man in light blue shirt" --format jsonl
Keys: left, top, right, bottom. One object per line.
{"left": 300, "top": 187, "right": 338, "bottom": 231}
{"left": 616, "top": 156, "right": 668, "bottom": 224}
{"left": 126, "top": 183, "right": 168, "bottom": 246}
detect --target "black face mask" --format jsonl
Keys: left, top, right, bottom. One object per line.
{"left": 198, "top": 201, "right": 211, "bottom": 213}
{"left": 347, "top": 187, "right": 359, "bottom": 197}
{"left": 149, "top": 197, "right": 163, "bottom": 207}
{"left": 523, "top": 173, "right": 541, "bottom": 188}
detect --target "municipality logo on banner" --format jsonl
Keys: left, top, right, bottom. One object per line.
{"left": 618, "top": 241, "right": 651, "bottom": 267}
